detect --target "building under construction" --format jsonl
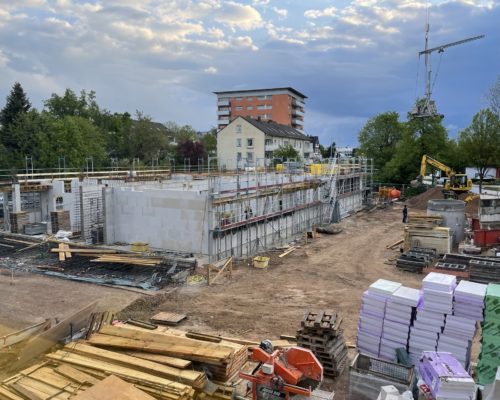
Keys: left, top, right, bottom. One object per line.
{"left": 0, "top": 158, "right": 373, "bottom": 261}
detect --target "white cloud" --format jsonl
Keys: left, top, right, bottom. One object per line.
{"left": 272, "top": 7, "right": 288, "bottom": 19}
{"left": 304, "top": 7, "right": 337, "bottom": 19}
{"left": 215, "top": 1, "right": 263, "bottom": 30}
{"left": 0, "top": 49, "right": 9, "bottom": 67}
{"left": 204, "top": 66, "right": 218, "bottom": 74}
{"left": 230, "top": 35, "right": 258, "bottom": 51}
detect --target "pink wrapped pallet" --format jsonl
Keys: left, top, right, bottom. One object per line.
{"left": 419, "top": 351, "right": 475, "bottom": 399}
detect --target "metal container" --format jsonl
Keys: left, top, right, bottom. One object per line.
{"left": 427, "top": 199, "right": 466, "bottom": 246}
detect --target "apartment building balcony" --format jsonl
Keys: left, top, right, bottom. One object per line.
{"left": 217, "top": 99, "right": 230, "bottom": 106}
{"left": 292, "top": 99, "right": 305, "bottom": 107}
{"left": 217, "top": 109, "right": 230, "bottom": 116}
{"left": 292, "top": 108, "right": 304, "bottom": 117}
{"left": 292, "top": 118, "right": 304, "bottom": 125}
{"left": 265, "top": 143, "right": 280, "bottom": 151}
{"left": 218, "top": 117, "right": 230, "bottom": 124}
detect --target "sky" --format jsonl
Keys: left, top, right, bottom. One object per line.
{"left": 0, "top": 0, "right": 498, "bottom": 147}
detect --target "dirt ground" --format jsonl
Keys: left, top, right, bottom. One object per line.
{"left": 0, "top": 199, "right": 478, "bottom": 397}
{"left": 118, "top": 204, "right": 425, "bottom": 397}
{"left": 0, "top": 270, "right": 141, "bottom": 336}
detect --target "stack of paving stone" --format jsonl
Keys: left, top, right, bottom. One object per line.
{"left": 356, "top": 279, "right": 401, "bottom": 358}
{"left": 396, "top": 248, "right": 436, "bottom": 273}
{"left": 296, "top": 310, "right": 348, "bottom": 378}
{"left": 477, "top": 283, "right": 500, "bottom": 386}
{"left": 469, "top": 259, "right": 500, "bottom": 284}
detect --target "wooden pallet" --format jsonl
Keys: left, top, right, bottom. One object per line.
{"left": 150, "top": 312, "right": 187, "bottom": 326}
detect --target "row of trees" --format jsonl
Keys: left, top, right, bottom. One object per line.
{"left": 0, "top": 83, "right": 217, "bottom": 171}
{"left": 358, "top": 77, "right": 500, "bottom": 191}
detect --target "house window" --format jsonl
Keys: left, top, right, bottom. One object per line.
{"left": 265, "top": 139, "right": 272, "bottom": 145}
{"left": 236, "top": 124, "right": 242, "bottom": 134}
{"left": 235, "top": 97, "right": 243, "bottom": 101}
{"left": 247, "top": 138, "right": 253, "bottom": 147}
{"left": 247, "top": 97, "right": 253, "bottom": 101}
{"left": 247, "top": 152, "right": 254, "bottom": 162}
{"left": 236, "top": 138, "right": 241, "bottom": 147}
{"left": 256, "top": 95, "right": 265, "bottom": 100}
{"left": 237, "top": 152, "right": 242, "bottom": 161}
{"left": 256, "top": 105, "right": 265, "bottom": 110}
{"left": 284, "top": 140, "right": 289, "bottom": 145}
{"left": 235, "top": 106, "right": 243, "bottom": 110}
{"left": 247, "top": 106, "right": 253, "bottom": 110}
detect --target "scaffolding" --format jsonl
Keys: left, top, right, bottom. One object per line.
{"left": 207, "top": 157, "right": 373, "bottom": 261}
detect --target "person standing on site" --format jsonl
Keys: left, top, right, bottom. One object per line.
{"left": 402, "top": 205, "right": 408, "bottom": 223}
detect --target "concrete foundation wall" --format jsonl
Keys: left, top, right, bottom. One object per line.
{"left": 104, "top": 187, "right": 209, "bottom": 253}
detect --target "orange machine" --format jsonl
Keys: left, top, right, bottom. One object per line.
{"left": 239, "top": 341, "right": 323, "bottom": 400}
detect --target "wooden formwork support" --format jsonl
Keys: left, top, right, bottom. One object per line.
{"left": 207, "top": 257, "right": 233, "bottom": 286}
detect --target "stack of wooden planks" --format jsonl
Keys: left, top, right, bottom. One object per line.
{"left": 86, "top": 324, "right": 247, "bottom": 382}
{"left": 0, "top": 324, "right": 243, "bottom": 400}
{"left": 50, "top": 246, "right": 164, "bottom": 266}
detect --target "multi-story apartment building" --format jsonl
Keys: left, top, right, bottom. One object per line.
{"left": 214, "top": 87, "right": 306, "bottom": 132}
{"left": 217, "top": 116, "right": 313, "bottom": 170}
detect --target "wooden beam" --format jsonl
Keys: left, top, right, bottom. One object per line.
{"left": 278, "top": 247, "right": 296, "bottom": 258}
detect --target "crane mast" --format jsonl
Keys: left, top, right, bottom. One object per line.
{"left": 410, "top": 16, "right": 484, "bottom": 119}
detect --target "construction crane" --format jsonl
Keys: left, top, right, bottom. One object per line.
{"left": 411, "top": 154, "right": 472, "bottom": 198}
{"left": 410, "top": 12, "right": 484, "bottom": 119}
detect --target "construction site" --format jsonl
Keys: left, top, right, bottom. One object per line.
{"left": 0, "top": 153, "right": 499, "bottom": 400}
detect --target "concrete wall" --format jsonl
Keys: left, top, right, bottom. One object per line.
{"left": 104, "top": 187, "right": 209, "bottom": 254}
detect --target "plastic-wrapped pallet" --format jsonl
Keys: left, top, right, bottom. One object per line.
{"left": 408, "top": 273, "right": 456, "bottom": 366}
{"left": 356, "top": 279, "right": 401, "bottom": 358}
{"left": 477, "top": 283, "right": 500, "bottom": 386}
{"left": 419, "top": 351, "right": 475, "bottom": 399}
{"left": 379, "top": 286, "right": 421, "bottom": 362}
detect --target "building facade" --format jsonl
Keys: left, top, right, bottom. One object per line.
{"left": 214, "top": 87, "right": 306, "bottom": 132}
{"left": 217, "top": 116, "right": 312, "bottom": 170}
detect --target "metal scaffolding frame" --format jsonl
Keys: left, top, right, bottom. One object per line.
{"left": 207, "top": 157, "right": 373, "bottom": 261}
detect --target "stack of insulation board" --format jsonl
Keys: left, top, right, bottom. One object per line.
{"left": 408, "top": 273, "right": 456, "bottom": 366}
{"left": 419, "top": 351, "right": 475, "bottom": 399}
{"left": 437, "top": 280, "right": 487, "bottom": 368}
{"left": 356, "top": 279, "right": 401, "bottom": 358}
{"left": 379, "top": 286, "right": 421, "bottom": 362}
{"left": 477, "top": 283, "right": 500, "bottom": 386}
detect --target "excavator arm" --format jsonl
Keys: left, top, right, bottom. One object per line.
{"left": 419, "top": 155, "right": 454, "bottom": 178}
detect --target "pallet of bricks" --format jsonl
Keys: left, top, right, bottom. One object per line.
{"left": 396, "top": 247, "right": 436, "bottom": 273}
{"left": 296, "top": 310, "right": 348, "bottom": 378}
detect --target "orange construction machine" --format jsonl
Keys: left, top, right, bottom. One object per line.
{"left": 239, "top": 341, "right": 323, "bottom": 400}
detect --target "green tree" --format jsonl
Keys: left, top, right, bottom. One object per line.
{"left": 458, "top": 109, "right": 500, "bottom": 192}
{"left": 44, "top": 89, "right": 100, "bottom": 120}
{"left": 272, "top": 144, "right": 300, "bottom": 161}
{"left": 36, "top": 116, "right": 107, "bottom": 168}
{"left": 319, "top": 143, "right": 336, "bottom": 159}
{"left": 7, "top": 109, "right": 47, "bottom": 167}
{"left": 165, "top": 121, "right": 198, "bottom": 142}
{"left": 0, "top": 82, "right": 32, "bottom": 152}
{"left": 358, "top": 112, "right": 404, "bottom": 181}
{"left": 486, "top": 76, "right": 500, "bottom": 118}
{"left": 129, "top": 112, "right": 169, "bottom": 164}
{"left": 200, "top": 131, "right": 217, "bottom": 155}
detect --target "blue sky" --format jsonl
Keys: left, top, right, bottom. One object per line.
{"left": 0, "top": 0, "right": 498, "bottom": 146}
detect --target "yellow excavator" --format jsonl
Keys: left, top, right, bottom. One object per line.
{"left": 411, "top": 155, "right": 472, "bottom": 198}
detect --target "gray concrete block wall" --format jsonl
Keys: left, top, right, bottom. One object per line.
{"left": 104, "top": 187, "right": 209, "bottom": 254}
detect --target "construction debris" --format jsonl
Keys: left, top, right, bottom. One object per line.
{"left": 296, "top": 310, "right": 348, "bottom": 378}
{"left": 150, "top": 312, "right": 187, "bottom": 326}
